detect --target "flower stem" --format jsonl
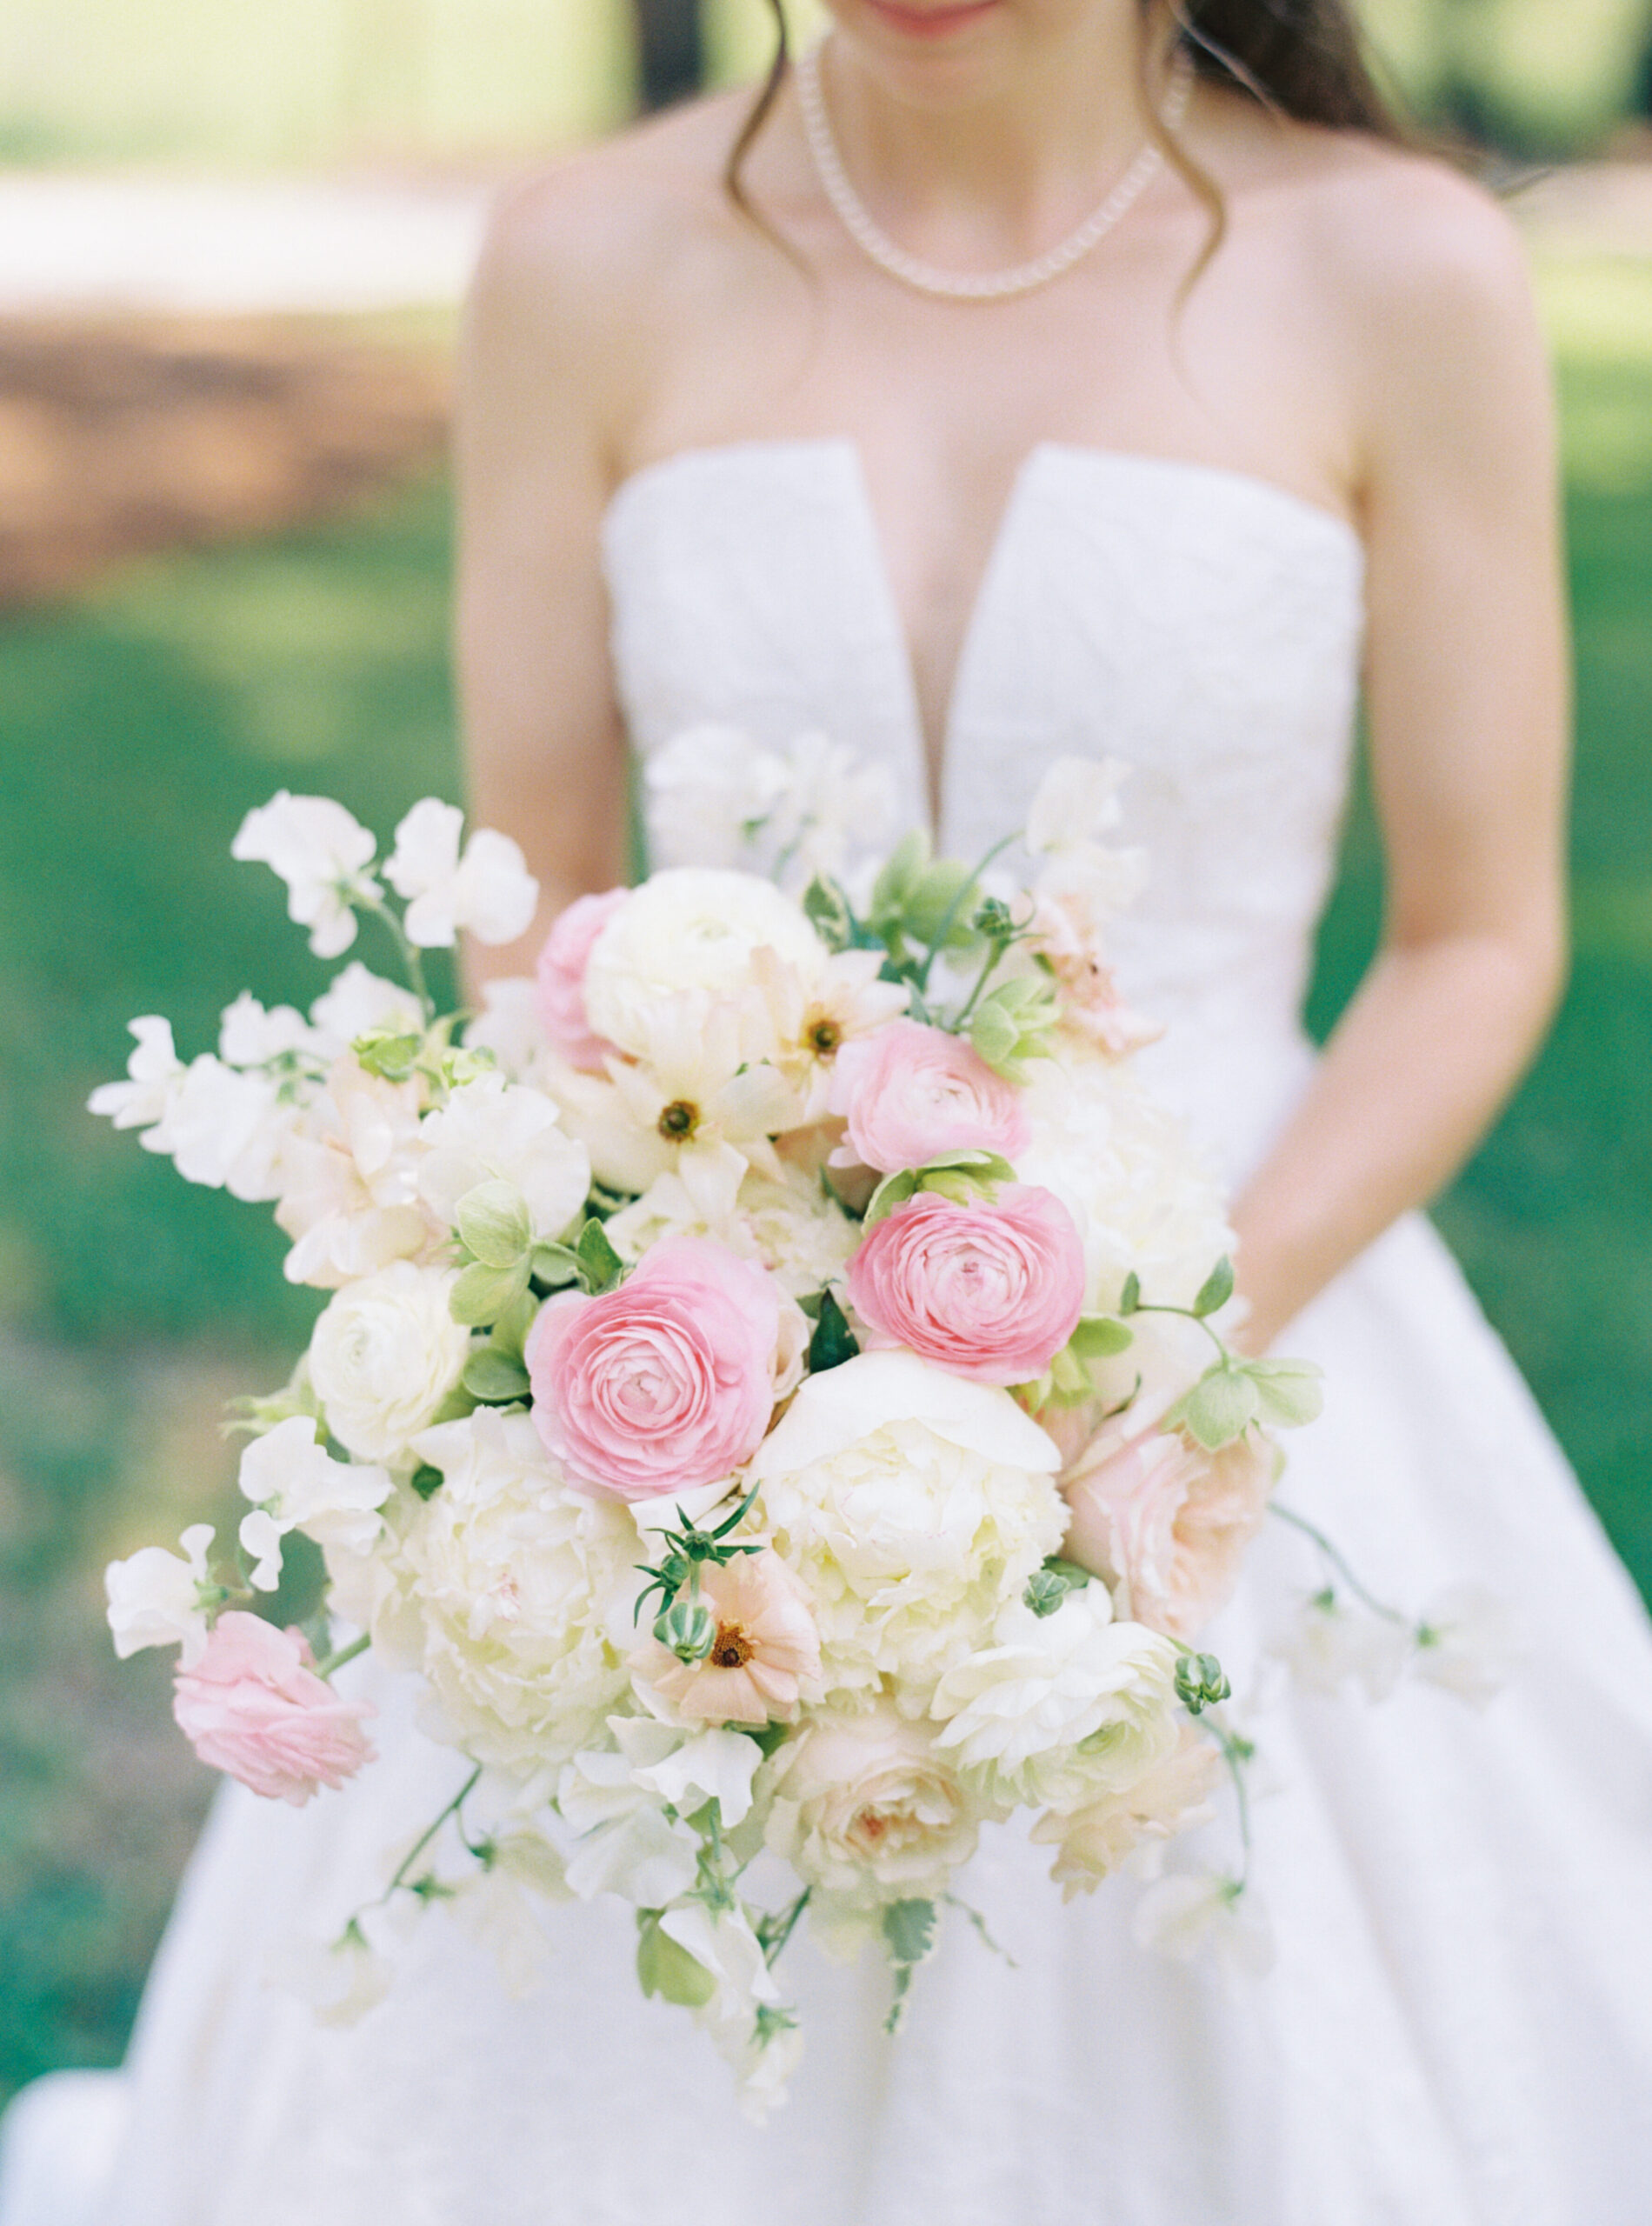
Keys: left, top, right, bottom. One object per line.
{"left": 1210, "top": 1720, "right": 1253, "bottom": 1891}
{"left": 763, "top": 1888, "right": 811, "bottom": 1968}
{"left": 1131, "top": 1298, "right": 1230, "bottom": 1363}
{"left": 376, "top": 1763, "right": 483, "bottom": 1905}
{"left": 1268, "top": 1503, "right": 1411, "bottom": 1626}
{"left": 914, "top": 834, "right": 1015, "bottom": 995}
{"left": 949, "top": 936, "right": 1011, "bottom": 1031}
{"left": 363, "top": 896, "right": 435, "bottom": 1023}
{"left": 314, "top": 1630, "right": 371, "bottom": 1681}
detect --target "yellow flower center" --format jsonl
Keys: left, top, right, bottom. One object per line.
{"left": 712, "top": 1622, "right": 754, "bottom": 1669}
{"left": 657, "top": 1099, "right": 699, "bottom": 1140}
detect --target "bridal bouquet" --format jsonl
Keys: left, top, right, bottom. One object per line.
{"left": 94, "top": 743, "right": 1341, "bottom": 2108}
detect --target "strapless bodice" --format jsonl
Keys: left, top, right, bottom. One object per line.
{"left": 601, "top": 438, "right": 1367, "bottom": 1174}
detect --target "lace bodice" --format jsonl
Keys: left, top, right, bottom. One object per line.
{"left": 602, "top": 437, "right": 1366, "bottom": 1171}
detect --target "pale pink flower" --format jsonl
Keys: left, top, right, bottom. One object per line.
{"left": 525, "top": 1236, "right": 783, "bottom": 1501}
{"left": 636, "top": 1551, "right": 821, "bottom": 1724}
{"left": 1059, "top": 1424, "right": 1275, "bottom": 1643}
{"left": 534, "top": 889, "right": 628, "bottom": 1070}
{"left": 829, "top": 1019, "right": 1029, "bottom": 1175}
{"left": 1031, "top": 1723, "right": 1222, "bottom": 1898}
{"left": 1029, "top": 884, "right": 1162, "bottom": 1057}
{"left": 847, "top": 1185, "right": 1086, "bottom": 1387}
{"left": 764, "top": 1697, "right": 983, "bottom": 1900}
{"left": 172, "top": 1613, "right": 375, "bottom": 1805}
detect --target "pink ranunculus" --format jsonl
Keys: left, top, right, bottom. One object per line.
{"left": 847, "top": 1184, "right": 1086, "bottom": 1387}
{"left": 534, "top": 888, "right": 628, "bottom": 1070}
{"left": 525, "top": 1235, "right": 783, "bottom": 1501}
{"left": 171, "top": 1612, "right": 375, "bottom": 1806}
{"left": 1059, "top": 1423, "right": 1276, "bottom": 1643}
{"left": 829, "top": 1019, "right": 1030, "bottom": 1175}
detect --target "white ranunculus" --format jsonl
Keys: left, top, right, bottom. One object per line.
{"left": 763, "top": 1696, "right": 986, "bottom": 1903}
{"left": 582, "top": 870, "right": 826, "bottom": 1058}
{"left": 1411, "top": 1584, "right": 1523, "bottom": 1709}
{"left": 931, "top": 1590, "right": 1183, "bottom": 1809}
{"left": 388, "top": 1409, "right": 639, "bottom": 1772}
{"left": 416, "top": 1075, "right": 590, "bottom": 1244}
{"left": 308, "top": 1262, "right": 470, "bottom": 1463}
{"left": 88, "top": 1017, "right": 183, "bottom": 1135}
{"left": 383, "top": 797, "right": 539, "bottom": 950}
{"left": 104, "top": 1523, "right": 215, "bottom": 1664}
{"left": 236, "top": 1415, "right": 393, "bottom": 1591}
{"left": 1268, "top": 1591, "right": 1412, "bottom": 1703}
{"left": 747, "top": 1352, "right": 1064, "bottom": 1698}
{"left": 1015, "top": 1049, "right": 1234, "bottom": 1316}
{"left": 309, "top": 963, "right": 426, "bottom": 1060}
{"left": 231, "top": 791, "right": 380, "bottom": 960}
{"left": 1132, "top": 1873, "right": 1275, "bottom": 1984}
{"left": 217, "top": 992, "right": 319, "bottom": 1070}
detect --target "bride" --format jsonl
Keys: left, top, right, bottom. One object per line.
{"left": 8, "top": 1, "right": 1652, "bottom": 2220}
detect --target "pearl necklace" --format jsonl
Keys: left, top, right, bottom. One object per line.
{"left": 796, "top": 37, "right": 1194, "bottom": 303}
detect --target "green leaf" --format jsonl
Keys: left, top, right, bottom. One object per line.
{"left": 575, "top": 1218, "right": 625, "bottom": 1294}
{"left": 1067, "top": 1316, "right": 1135, "bottom": 1361}
{"left": 1175, "top": 1365, "right": 1261, "bottom": 1451}
{"left": 450, "top": 1256, "right": 532, "bottom": 1328}
{"left": 463, "top": 1348, "right": 532, "bottom": 1404}
{"left": 863, "top": 1169, "right": 922, "bottom": 1228}
{"left": 490, "top": 1286, "right": 540, "bottom": 1363}
{"left": 906, "top": 858, "right": 981, "bottom": 949}
{"left": 351, "top": 1028, "right": 422, "bottom": 1082}
{"left": 806, "top": 1289, "right": 860, "bottom": 1374}
{"left": 803, "top": 875, "right": 855, "bottom": 952}
{"left": 456, "top": 1180, "right": 531, "bottom": 1270}
{"left": 968, "top": 996, "right": 1022, "bottom": 1076}
{"left": 410, "top": 1463, "right": 444, "bottom": 1502}
{"left": 882, "top": 1896, "right": 937, "bottom": 1969}
{"left": 1191, "top": 1256, "right": 1236, "bottom": 1319}
{"left": 1117, "top": 1272, "right": 1141, "bottom": 1316}
{"left": 1243, "top": 1357, "right": 1325, "bottom": 1430}
{"left": 530, "top": 1241, "right": 581, "bottom": 1288}
{"left": 869, "top": 830, "right": 929, "bottom": 923}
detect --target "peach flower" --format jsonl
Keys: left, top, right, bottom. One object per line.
{"left": 1031, "top": 1723, "right": 1222, "bottom": 1898}
{"left": 534, "top": 888, "right": 627, "bottom": 1070}
{"left": 847, "top": 1185, "right": 1086, "bottom": 1387}
{"left": 526, "top": 1236, "right": 783, "bottom": 1501}
{"left": 171, "top": 1612, "right": 375, "bottom": 1805}
{"left": 1059, "top": 1423, "right": 1276, "bottom": 1643}
{"left": 829, "top": 1019, "right": 1029, "bottom": 1175}
{"left": 635, "top": 1551, "right": 822, "bottom": 1724}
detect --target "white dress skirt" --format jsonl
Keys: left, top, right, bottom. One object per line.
{"left": 7, "top": 439, "right": 1652, "bottom": 2226}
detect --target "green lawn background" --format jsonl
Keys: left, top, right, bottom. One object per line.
{"left": 3, "top": 265, "right": 1651, "bottom": 2098}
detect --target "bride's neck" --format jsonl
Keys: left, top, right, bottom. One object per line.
{"left": 816, "top": 11, "right": 1173, "bottom": 243}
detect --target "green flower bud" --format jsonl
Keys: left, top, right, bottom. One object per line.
{"left": 655, "top": 1596, "right": 717, "bottom": 1663}
{"left": 1175, "top": 1651, "right": 1232, "bottom": 1714}
{"left": 1023, "top": 1568, "right": 1076, "bottom": 1618}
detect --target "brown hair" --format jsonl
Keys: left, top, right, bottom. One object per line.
{"left": 724, "top": 0, "right": 1411, "bottom": 246}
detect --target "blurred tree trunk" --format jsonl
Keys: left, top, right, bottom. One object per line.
{"left": 633, "top": 0, "right": 703, "bottom": 110}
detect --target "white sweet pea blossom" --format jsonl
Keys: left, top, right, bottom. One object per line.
{"left": 1269, "top": 1591, "right": 1412, "bottom": 1703}
{"left": 416, "top": 1075, "right": 590, "bottom": 1246}
{"left": 236, "top": 1414, "right": 393, "bottom": 1592}
{"left": 104, "top": 1523, "right": 216, "bottom": 1664}
{"left": 463, "top": 976, "right": 548, "bottom": 1081}
{"left": 143, "top": 1055, "right": 293, "bottom": 1201}
{"left": 273, "top": 1056, "right": 431, "bottom": 1289}
{"left": 231, "top": 792, "right": 381, "bottom": 960}
{"left": 218, "top": 993, "right": 319, "bottom": 1070}
{"left": 1412, "top": 1584, "right": 1523, "bottom": 1709}
{"left": 268, "top": 1928, "right": 395, "bottom": 2029}
{"left": 309, "top": 963, "right": 425, "bottom": 1061}
{"left": 448, "top": 1836, "right": 570, "bottom": 2000}
{"left": 383, "top": 798, "right": 538, "bottom": 949}
{"left": 1025, "top": 755, "right": 1132, "bottom": 856}
{"left": 616, "top": 1719, "right": 764, "bottom": 1829}
{"left": 556, "top": 1749, "right": 700, "bottom": 1905}
{"left": 1132, "top": 1873, "right": 1275, "bottom": 1984}
{"left": 656, "top": 1901, "right": 796, "bottom": 2118}
{"left": 643, "top": 725, "right": 792, "bottom": 871}
{"left": 87, "top": 1016, "right": 183, "bottom": 1134}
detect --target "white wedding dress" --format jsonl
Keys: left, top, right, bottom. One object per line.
{"left": 8, "top": 438, "right": 1652, "bottom": 2226}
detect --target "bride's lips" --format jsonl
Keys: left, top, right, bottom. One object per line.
{"left": 860, "top": 0, "right": 1001, "bottom": 38}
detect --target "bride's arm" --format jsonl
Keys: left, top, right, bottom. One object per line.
{"left": 1230, "top": 170, "right": 1570, "bottom": 1351}
{"left": 453, "top": 163, "right": 656, "bottom": 986}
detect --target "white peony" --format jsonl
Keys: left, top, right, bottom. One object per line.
{"left": 104, "top": 1523, "right": 215, "bottom": 1664}
{"left": 931, "top": 1590, "right": 1183, "bottom": 1809}
{"left": 307, "top": 1261, "right": 470, "bottom": 1463}
{"left": 384, "top": 1408, "right": 639, "bottom": 1772}
{"left": 581, "top": 870, "right": 826, "bottom": 1057}
{"left": 747, "top": 1351, "right": 1065, "bottom": 1701}
{"left": 416, "top": 1074, "right": 590, "bottom": 1244}
{"left": 1015, "top": 1049, "right": 1234, "bottom": 1316}
{"left": 383, "top": 797, "right": 539, "bottom": 949}
{"left": 231, "top": 791, "right": 380, "bottom": 960}
{"left": 763, "top": 1695, "right": 985, "bottom": 1903}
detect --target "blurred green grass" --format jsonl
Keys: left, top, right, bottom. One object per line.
{"left": 3, "top": 313, "right": 1652, "bottom": 2103}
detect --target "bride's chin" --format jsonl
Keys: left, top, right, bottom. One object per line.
{"left": 821, "top": 0, "right": 1016, "bottom": 92}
